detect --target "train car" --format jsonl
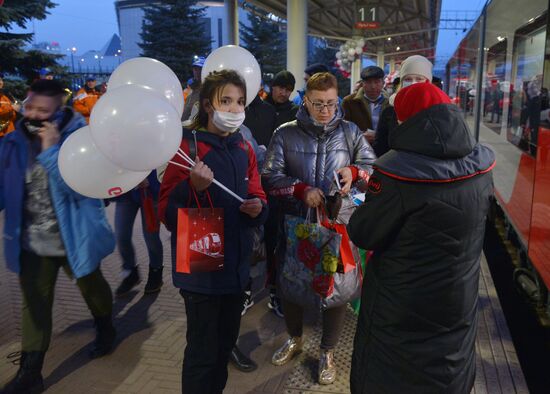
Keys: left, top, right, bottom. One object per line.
{"left": 446, "top": 0, "right": 550, "bottom": 324}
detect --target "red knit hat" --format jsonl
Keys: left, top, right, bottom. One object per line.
{"left": 394, "top": 82, "right": 452, "bottom": 122}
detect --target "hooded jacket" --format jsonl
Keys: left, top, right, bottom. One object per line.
{"left": 262, "top": 104, "right": 376, "bottom": 219}
{"left": 347, "top": 103, "right": 495, "bottom": 394}
{"left": 159, "top": 128, "right": 268, "bottom": 295}
{"left": 0, "top": 108, "right": 115, "bottom": 278}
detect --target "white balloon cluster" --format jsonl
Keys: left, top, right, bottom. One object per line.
{"left": 59, "top": 58, "right": 184, "bottom": 199}
{"left": 335, "top": 38, "right": 366, "bottom": 77}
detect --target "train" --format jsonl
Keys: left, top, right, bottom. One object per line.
{"left": 445, "top": 0, "right": 550, "bottom": 324}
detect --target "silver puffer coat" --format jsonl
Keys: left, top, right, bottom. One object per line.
{"left": 261, "top": 104, "right": 376, "bottom": 218}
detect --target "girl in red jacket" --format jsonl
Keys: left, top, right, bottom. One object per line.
{"left": 159, "top": 70, "right": 268, "bottom": 394}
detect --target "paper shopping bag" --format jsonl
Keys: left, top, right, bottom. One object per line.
{"left": 176, "top": 190, "right": 225, "bottom": 274}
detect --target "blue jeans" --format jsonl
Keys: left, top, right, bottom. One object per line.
{"left": 114, "top": 195, "right": 163, "bottom": 271}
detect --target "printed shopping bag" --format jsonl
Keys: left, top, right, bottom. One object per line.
{"left": 176, "top": 190, "right": 224, "bottom": 274}
{"left": 279, "top": 213, "right": 342, "bottom": 307}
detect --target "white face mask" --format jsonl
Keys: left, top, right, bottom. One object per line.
{"left": 401, "top": 80, "right": 416, "bottom": 88}
{"left": 212, "top": 110, "right": 245, "bottom": 134}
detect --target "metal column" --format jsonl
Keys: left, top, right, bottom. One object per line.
{"left": 287, "top": 0, "right": 308, "bottom": 95}
{"left": 377, "top": 50, "right": 385, "bottom": 69}
{"left": 225, "top": 0, "right": 239, "bottom": 45}
{"left": 351, "top": 58, "right": 362, "bottom": 93}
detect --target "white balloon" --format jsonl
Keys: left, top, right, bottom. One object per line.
{"left": 356, "top": 46, "right": 363, "bottom": 54}
{"left": 59, "top": 126, "right": 149, "bottom": 199}
{"left": 90, "top": 84, "right": 182, "bottom": 171}
{"left": 358, "top": 39, "right": 365, "bottom": 47}
{"left": 108, "top": 57, "right": 183, "bottom": 116}
{"left": 201, "top": 45, "right": 261, "bottom": 107}
{"left": 335, "top": 51, "right": 341, "bottom": 59}
{"left": 336, "top": 59, "right": 343, "bottom": 66}
{"left": 348, "top": 48, "right": 356, "bottom": 56}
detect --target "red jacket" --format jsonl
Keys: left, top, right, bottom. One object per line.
{"left": 159, "top": 128, "right": 268, "bottom": 294}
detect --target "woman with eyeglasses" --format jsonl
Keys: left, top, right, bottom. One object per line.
{"left": 262, "top": 72, "right": 376, "bottom": 385}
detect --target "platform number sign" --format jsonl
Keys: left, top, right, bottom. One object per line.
{"left": 355, "top": 4, "right": 381, "bottom": 29}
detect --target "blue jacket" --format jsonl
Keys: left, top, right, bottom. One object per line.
{"left": 0, "top": 108, "right": 115, "bottom": 278}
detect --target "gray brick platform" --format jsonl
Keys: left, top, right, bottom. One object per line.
{"left": 0, "top": 207, "right": 527, "bottom": 393}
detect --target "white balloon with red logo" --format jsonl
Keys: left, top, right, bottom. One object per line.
{"left": 59, "top": 126, "right": 149, "bottom": 199}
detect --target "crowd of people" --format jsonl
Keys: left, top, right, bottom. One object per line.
{"left": 0, "top": 53, "right": 494, "bottom": 394}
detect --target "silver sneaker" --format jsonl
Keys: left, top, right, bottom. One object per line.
{"left": 271, "top": 337, "right": 302, "bottom": 366}
{"left": 318, "top": 349, "right": 336, "bottom": 385}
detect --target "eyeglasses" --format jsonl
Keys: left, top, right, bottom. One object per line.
{"left": 306, "top": 97, "right": 337, "bottom": 112}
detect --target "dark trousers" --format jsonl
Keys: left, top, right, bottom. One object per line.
{"left": 19, "top": 250, "right": 113, "bottom": 352}
{"left": 114, "top": 196, "right": 163, "bottom": 271}
{"left": 180, "top": 290, "right": 244, "bottom": 394}
{"left": 264, "top": 196, "right": 280, "bottom": 288}
{"left": 282, "top": 299, "right": 347, "bottom": 350}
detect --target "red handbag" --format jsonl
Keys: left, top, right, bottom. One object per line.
{"left": 140, "top": 188, "right": 160, "bottom": 233}
{"left": 176, "top": 189, "right": 225, "bottom": 274}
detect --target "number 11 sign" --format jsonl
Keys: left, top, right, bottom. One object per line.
{"left": 355, "top": 4, "right": 381, "bottom": 29}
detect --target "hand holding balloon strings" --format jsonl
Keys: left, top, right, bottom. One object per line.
{"left": 169, "top": 149, "right": 244, "bottom": 203}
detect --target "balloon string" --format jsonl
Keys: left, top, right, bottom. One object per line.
{"left": 170, "top": 151, "right": 244, "bottom": 203}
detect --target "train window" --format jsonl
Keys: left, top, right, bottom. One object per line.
{"left": 482, "top": 40, "right": 507, "bottom": 134}
{"left": 508, "top": 16, "right": 547, "bottom": 156}
{"left": 446, "top": 24, "right": 480, "bottom": 125}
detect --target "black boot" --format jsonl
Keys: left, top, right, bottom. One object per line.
{"left": 89, "top": 315, "right": 116, "bottom": 359}
{"left": 1, "top": 351, "right": 45, "bottom": 394}
{"left": 229, "top": 346, "right": 257, "bottom": 372}
{"left": 115, "top": 267, "right": 140, "bottom": 297}
{"left": 144, "top": 267, "right": 163, "bottom": 294}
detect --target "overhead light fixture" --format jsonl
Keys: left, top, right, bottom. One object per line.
{"left": 396, "top": 46, "right": 400, "bottom": 51}
{"left": 528, "top": 17, "right": 535, "bottom": 23}
{"left": 387, "top": 37, "right": 392, "bottom": 41}
{"left": 497, "top": 36, "right": 505, "bottom": 42}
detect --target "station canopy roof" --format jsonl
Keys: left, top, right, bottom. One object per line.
{"left": 245, "top": 0, "right": 442, "bottom": 61}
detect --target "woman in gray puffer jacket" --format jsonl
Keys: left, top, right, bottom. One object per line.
{"left": 262, "top": 72, "right": 376, "bottom": 385}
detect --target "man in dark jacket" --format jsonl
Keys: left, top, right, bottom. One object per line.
{"left": 265, "top": 70, "right": 299, "bottom": 128}
{"left": 243, "top": 94, "right": 277, "bottom": 147}
{"left": 347, "top": 82, "right": 495, "bottom": 393}
{"left": 342, "top": 66, "right": 389, "bottom": 144}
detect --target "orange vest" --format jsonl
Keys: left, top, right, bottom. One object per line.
{"left": 0, "top": 93, "right": 16, "bottom": 137}
{"left": 73, "top": 87, "right": 101, "bottom": 123}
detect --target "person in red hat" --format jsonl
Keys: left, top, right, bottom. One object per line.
{"left": 347, "top": 82, "right": 496, "bottom": 394}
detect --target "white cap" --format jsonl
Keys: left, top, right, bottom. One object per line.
{"left": 399, "top": 55, "right": 433, "bottom": 82}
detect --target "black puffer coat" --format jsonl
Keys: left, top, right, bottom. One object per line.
{"left": 348, "top": 103, "right": 495, "bottom": 394}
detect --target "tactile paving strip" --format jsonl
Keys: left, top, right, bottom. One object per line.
{"left": 283, "top": 307, "right": 357, "bottom": 394}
